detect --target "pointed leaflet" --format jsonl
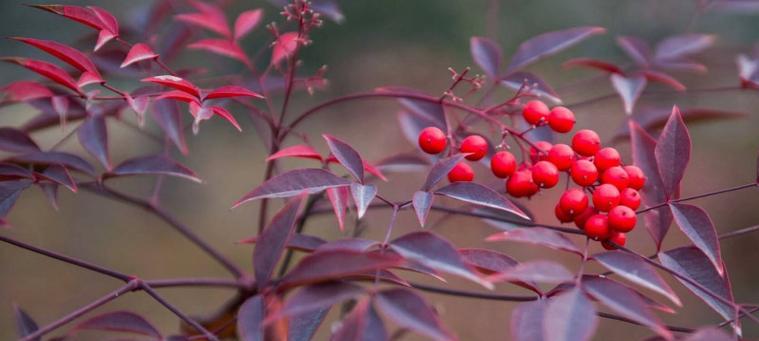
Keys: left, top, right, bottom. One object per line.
{"left": 14, "top": 305, "right": 39, "bottom": 340}
{"left": 273, "top": 282, "right": 365, "bottom": 320}
{"left": 397, "top": 95, "right": 447, "bottom": 131}
{"left": 267, "top": 144, "right": 323, "bottom": 162}
{"left": 655, "top": 106, "right": 691, "bottom": 197}
{"left": 10, "top": 151, "right": 95, "bottom": 176}
{"left": 142, "top": 75, "right": 201, "bottom": 98}
{"left": 151, "top": 99, "right": 188, "bottom": 154}
{"left": 459, "top": 248, "right": 519, "bottom": 274}
{"left": 326, "top": 186, "right": 350, "bottom": 231}
{"left": 210, "top": 106, "right": 242, "bottom": 131}
{"left": 670, "top": 203, "right": 723, "bottom": 274}
{"left": 88, "top": 6, "right": 118, "bottom": 36}
{"left": 487, "top": 227, "right": 581, "bottom": 255}
{"left": 470, "top": 36, "right": 502, "bottom": 78}
{"left": 0, "top": 180, "right": 32, "bottom": 218}
{"left": 375, "top": 288, "right": 454, "bottom": 341}
{"left": 654, "top": 34, "right": 715, "bottom": 62}
{"left": 188, "top": 39, "right": 250, "bottom": 66}
{"left": 544, "top": 287, "right": 598, "bottom": 341}
{"left": 511, "top": 300, "right": 548, "bottom": 341}
{"left": 412, "top": 191, "right": 433, "bottom": 227}
{"left": 77, "top": 114, "right": 110, "bottom": 170}
{"left": 658, "top": 246, "right": 735, "bottom": 321}
{"left": 563, "top": 58, "right": 623, "bottom": 74}
{"left": 435, "top": 182, "right": 529, "bottom": 220}
{"left": 582, "top": 277, "right": 672, "bottom": 339}
{"left": 12, "top": 37, "right": 100, "bottom": 77}
{"left": 489, "top": 260, "right": 574, "bottom": 284}
{"left": 110, "top": 155, "right": 200, "bottom": 182}
{"left": 279, "top": 250, "right": 403, "bottom": 288}
{"left": 389, "top": 231, "right": 492, "bottom": 289}
{"left": 255, "top": 195, "right": 305, "bottom": 289}
{"left": 235, "top": 9, "right": 263, "bottom": 40}
{"left": 617, "top": 36, "right": 652, "bottom": 66}
{"left": 591, "top": 251, "right": 681, "bottom": 306}
{"left": 332, "top": 298, "right": 387, "bottom": 341}
{"left": 238, "top": 295, "right": 264, "bottom": 341}
{"left": 234, "top": 169, "right": 349, "bottom": 207}
{"left": 70, "top": 311, "right": 161, "bottom": 339}
{"left": 323, "top": 134, "right": 365, "bottom": 182}
{"left": 205, "top": 85, "right": 264, "bottom": 100}
{"left": 506, "top": 26, "right": 606, "bottom": 72}
{"left": 350, "top": 183, "right": 376, "bottom": 219}
{"left": 271, "top": 32, "right": 300, "bottom": 65}
{"left": 422, "top": 154, "right": 465, "bottom": 191}
{"left": 121, "top": 43, "right": 159, "bottom": 68}
{"left": 38, "top": 164, "right": 77, "bottom": 192}
{"left": 610, "top": 74, "right": 647, "bottom": 115}
{"left": 643, "top": 70, "right": 686, "bottom": 91}
{"left": 3, "top": 57, "right": 80, "bottom": 93}
{"left": 176, "top": 1, "right": 231, "bottom": 38}
{"left": 0, "top": 128, "right": 40, "bottom": 153}
{"left": 2, "top": 81, "right": 54, "bottom": 102}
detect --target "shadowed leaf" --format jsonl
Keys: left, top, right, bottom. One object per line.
{"left": 273, "top": 282, "right": 365, "bottom": 321}
{"left": 151, "top": 99, "right": 188, "bottom": 154}
{"left": 280, "top": 250, "right": 403, "bottom": 288}
{"left": 234, "top": 169, "right": 350, "bottom": 207}
{"left": 110, "top": 155, "right": 200, "bottom": 182}
{"left": 332, "top": 298, "right": 387, "bottom": 341}
{"left": 616, "top": 36, "right": 652, "bottom": 66}
{"left": 512, "top": 300, "right": 547, "bottom": 341}
{"left": 670, "top": 203, "right": 723, "bottom": 275}
{"left": 324, "top": 134, "right": 365, "bottom": 182}
{"left": 544, "top": 287, "right": 597, "bottom": 341}
{"left": 412, "top": 191, "right": 434, "bottom": 227}
{"left": 489, "top": 260, "right": 574, "bottom": 284}
{"left": 435, "top": 182, "right": 529, "bottom": 220}
{"left": 487, "top": 227, "right": 581, "bottom": 255}
{"left": 10, "top": 151, "right": 95, "bottom": 176}
{"left": 470, "top": 36, "right": 502, "bottom": 78}
{"left": 13, "top": 305, "right": 39, "bottom": 340}
{"left": 591, "top": 251, "right": 681, "bottom": 306}
{"left": 500, "top": 72, "right": 562, "bottom": 104}
{"left": 0, "top": 128, "right": 40, "bottom": 153}
{"left": 506, "top": 26, "right": 606, "bottom": 72}
{"left": 238, "top": 295, "right": 264, "bottom": 341}
{"left": 288, "top": 308, "right": 329, "bottom": 341}
{"left": 654, "top": 34, "right": 715, "bottom": 62}
{"left": 422, "top": 154, "right": 465, "bottom": 191}
{"left": 375, "top": 288, "right": 454, "bottom": 341}
{"left": 77, "top": 115, "right": 110, "bottom": 170}
{"left": 72, "top": 311, "right": 161, "bottom": 339}
{"left": 255, "top": 195, "right": 305, "bottom": 289}
{"left": 655, "top": 106, "right": 691, "bottom": 197}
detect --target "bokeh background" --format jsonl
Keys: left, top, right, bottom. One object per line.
{"left": 1, "top": 0, "right": 759, "bottom": 340}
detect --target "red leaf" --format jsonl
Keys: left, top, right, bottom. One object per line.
{"left": 71, "top": 311, "right": 161, "bottom": 339}
{"left": 511, "top": 300, "right": 548, "bottom": 341}
{"left": 0, "top": 128, "right": 40, "bottom": 153}
{"left": 591, "top": 251, "right": 681, "bottom": 306}
{"left": 654, "top": 34, "right": 715, "bottom": 62}
{"left": 271, "top": 32, "right": 300, "bottom": 66}
{"left": 375, "top": 288, "right": 455, "bottom": 341}
{"left": 77, "top": 72, "right": 104, "bottom": 88}
{"left": 506, "top": 26, "right": 606, "bottom": 72}
{"left": 234, "top": 169, "right": 350, "bottom": 207}
{"left": 109, "top": 155, "right": 200, "bottom": 183}
{"left": 616, "top": 36, "right": 652, "bottom": 66}
{"left": 563, "top": 58, "right": 623, "bottom": 74}
{"left": 176, "top": 1, "right": 231, "bottom": 38}
{"left": 32, "top": 5, "right": 106, "bottom": 31}
{"left": 204, "top": 85, "right": 264, "bottom": 100}
{"left": 435, "top": 182, "right": 529, "bottom": 220}
{"left": 77, "top": 115, "right": 111, "bottom": 170}
{"left": 210, "top": 106, "right": 242, "bottom": 132}
{"left": 642, "top": 70, "right": 686, "bottom": 91}
{"left": 655, "top": 106, "right": 691, "bottom": 197}
{"left": 544, "top": 287, "right": 598, "bottom": 341}
{"left": 487, "top": 227, "right": 582, "bottom": 255}
{"left": 235, "top": 9, "right": 263, "bottom": 40}
{"left": 121, "top": 43, "right": 159, "bottom": 68}
{"left": 12, "top": 37, "right": 100, "bottom": 77}
{"left": 2, "top": 57, "right": 80, "bottom": 93}
{"left": 2, "top": 81, "right": 54, "bottom": 102}
{"left": 255, "top": 195, "right": 305, "bottom": 289}
{"left": 88, "top": 6, "right": 119, "bottom": 36}
{"left": 156, "top": 90, "right": 201, "bottom": 104}
{"left": 670, "top": 203, "right": 724, "bottom": 275}
{"left": 266, "top": 144, "right": 323, "bottom": 162}
{"left": 412, "top": 191, "right": 433, "bottom": 227}
{"left": 332, "top": 298, "right": 387, "bottom": 341}
{"left": 350, "top": 183, "right": 376, "bottom": 219}
{"left": 610, "top": 74, "right": 646, "bottom": 115}
{"left": 323, "top": 134, "right": 365, "bottom": 182}
{"left": 188, "top": 39, "right": 250, "bottom": 66}
{"left": 489, "top": 260, "right": 574, "bottom": 284}
{"left": 95, "top": 29, "right": 117, "bottom": 52}
{"left": 142, "top": 75, "right": 201, "bottom": 98}
{"left": 326, "top": 186, "right": 350, "bottom": 231}
{"left": 279, "top": 250, "right": 403, "bottom": 288}
{"left": 470, "top": 36, "right": 502, "bottom": 78}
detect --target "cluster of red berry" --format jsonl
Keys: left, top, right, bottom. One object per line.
{"left": 417, "top": 100, "right": 646, "bottom": 249}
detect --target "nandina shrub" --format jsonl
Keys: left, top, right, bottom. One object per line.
{"left": 1, "top": 1, "right": 758, "bottom": 340}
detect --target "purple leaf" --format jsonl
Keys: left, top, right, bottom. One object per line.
{"left": 255, "top": 195, "right": 305, "bottom": 289}
{"left": 350, "top": 183, "right": 376, "bottom": 219}
{"left": 670, "top": 203, "right": 723, "bottom": 275}
{"left": 563, "top": 58, "right": 623, "bottom": 74}
{"left": 274, "top": 282, "right": 365, "bottom": 320}
{"left": 375, "top": 152, "right": 430, "bottom": 173}
{"left": 658, "top": 246, "right": 736, "bottom": 321}
{"left": 412, "top": 191, "right": 434, "bottom": 227}
{"left": 237, "top": 295, "right": 264, "bottom": 341}
{"left": 280, "top": 250, "right": 403, "bottom": 288}
{"left": 421, "top": 154, "right": 465, "bottom": 191}
{"left": 435, "top": 182, "right": 529, "bottom": 220}
{"left": 611, "top": 107, "right": 745, "bottom": 142}
{"left": 397, "top": 95, "right": 447, "bottom": 131}
{"left": 234, "top": 169, "right": 350, "bottom": 208}
{"left": 314, "top": 238, "right": 379, "bottom": 253}
{"left": 470, "top": 36, "right": 502, "bottom": 78}
{"left": 332, "top": 298, "right": 387, "bottom": 341}
{"left": 240, "top": 233, "right": 326, "bottom": 252}
{"left": 459, "top": 248, "right": 518, "bottom": 273}
{"left": 324, "top": 134, "right": 365, "bottom": 182}
{"left": 13, "top": 305, "right": 39, "bottom": 340}
{"left": 511, "top": 300, "right": 547, "bottom": 341}
{"left": 110, "top": 155, "right": 200, "bottom": 183}
{"left": 375, "top": 288, "right": 454, "bottom": 341}
{"left": 506, "top": 26, "right": 606, "bottom": 72}
{"left": 10, "top": 151, "right": 95, "bottom": 176}
{"left": 390, "top": 231, "right": 492, "bottom": 289}
{"left": 38, "top": 164, "right": 77, "bottom": 192}
{"left": 77, "top": 115, "right": 111, "bottom": 170}
{"left": 489, "top": 260, "right": 574, "bottom": 284}
{"left": 544, "top": 287, "right": 598, "bottom": 341}
{"left": 487, "top": 227, "right": 581, "bottom": 255}
{"left": 610, "top": 74, "right": 647, "bottom": 115}
{"left": 0, "top": 128, "right": 40, "bottom": 153}
{"left": 311, "top": 0, "right": 344, "bottom": 23}
{"left": 654, "top": 34, "right": 715, "bottom": 62}
{"left": 616, "top": 36, "right": 652, "bottom": 66}
{"left": 326, "top": 186, "right": 350, "bottom": 231}
{"left": 0, "top": 180, "right": 33, "bottom": 217}
{"left": 288, "top": 308, "right": 329, "bottom": 341}
{"left": 72, "top": 311, "right": 161, "bottom": 339}
{"left": 0, "top": 163, "right": 33, "bottom": 179}
{"left": 582, "top": 277, "right": 672, "bottom": 339}
{"left": 683, "top": 327, "right": 735, "bottom": 341}
{"left": 398, "top": 110, "right": 439, "bottom": 146}
{"left": 500, "top": 72, "right": 562, "bottom": 104}
{"left": 151, "top": 99, "right": 188, "bottom": 154}
{"left": 591, "top": 251, "right": 681, "bottom": 306}
{"left": 655, "top": 106, "right": 691, "bottom": 197}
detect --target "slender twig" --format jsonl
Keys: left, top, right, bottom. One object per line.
{"left": 720, "top": 224, "right": 759, "bottom": 240}
{"left": 637, "top": 183, "right": 757, "bottom": 214}
{"left": 144, "top": 278, "right": 247, "bottom": 289}
{"left": 140, "top": 282, "right": 220, "bottom": 341}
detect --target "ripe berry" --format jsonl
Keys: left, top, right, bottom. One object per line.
{"left": 574, "top": 206, "right": 596, "bottom": 229}
{"left": 529, "top": 141, "right": 552, "bottom": 163}
{"left": 584, "top": 214, "right": 610, "bottom": 240}
{"left": 448, "top": 162, "right": 474, "bottom": 183}
{"left": 570, "top": 159, "right": 598, "bottom": 186}
{"left": 624, "top": 165, "right": 646, "bottom": 190}
{"left": 418, "top": 127, "right": 447, "bottom": 154}
{"left": 506, "top": 170, "right": 539, "bottom": 198}
{"left": 601, "top": 166, "right": 630, "bottom": 190}
{"left": 571, "top": 129, "right": 601, "bottom": 156}
{"left": 602, "top": 231, "right": 627, "bottom": 250}
{"left": 620, "top": 188, "right": 641, "bottom": 210}
{"left": 548, "top": 106, "right": 575, "bottom": 133}
{"left": 555, "top": 204, "right": 574, "bottom": 223}
{"left": 608, "top": 205, "right": 637, "bottom": 232}
{"left": 547, "top": 143, "right": 575, "bottom": 171}
{"left": 559, "top": 188, "right": 588, "bottom": 216}
{"left": 459, "top": 135, "right": 489, "bottom": 161}
{"left": 531, "top": 161, "right": 559, "bottom": 188}
{"left": 522, "top": 100, "right": 549, "bottom": 125}
{"left": 490, "top": 151, "right": 517, "bottom": 178}
{"left": 594, "top": 147, "right": 621, "bottom": 172}
{"left": 592, "top": 184, "right": 621, "bottom": 212}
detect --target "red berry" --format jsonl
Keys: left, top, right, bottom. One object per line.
{"left": 601, "top": 166, "right": 630, "bottom": 190}
{"left": 555, "top": 204, "right": 574, "bottom": 223}
{"left": 593, "top": 184, "right": 621, "bottom": 212}
{"left": 559, "top": 188, "right": 588, "bottom": 216}
{"left": 529, "top": 141, "right": 552, "bottom": 163}
{"left": 547, "top": 143, "right": 575, "bottom": 171}
{"left": 624, "top": 165, "right": 646, "bottom": 190}
{"left": 620, "top": 188, "right": 641, "bottom": 210}
{"left": 594, "top": 147, "right": 621, "bottom": 172}
{"left": 522, "top": 100, "right": 549, "bottom": 125}
{"left": 608, "top": 205, "right": 637, "bottom": 232}
{"left": 571, "top": 129, "right": 601, "bottom": 156}
{"left": 459, "top": 135, "right": 489, "bottom": 161}
{"left": 570, "top": 159, "right": 598, "bottom": 186}
{"left": 602, "top": 231, "right": 627, "bottom": 250}
{"left": 531, "top": 161, "right": 559, "bottom": 188}
{"left": 574, "top": 206, "right": 596, "bottom": 229}
{"left": 490, "top": 151, "right": 517, "bottom": 178}
{"left": 584, "top": 214, "right": 610, "bottom": 240}
{"left": 506, "top": 170, "right": 539, "bottom": 198}
{"left": 548, "top": 106, "right": 575, "bottom": 133}
{"left": 448, "top": 162, "right": 474, "bottom": 182}
{"left": 418, "top": 127, "right": 447, "bottom": 154}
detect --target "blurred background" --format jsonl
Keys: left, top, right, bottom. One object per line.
{"left": 1, "top": 0, "right": 758, "bottom": 340}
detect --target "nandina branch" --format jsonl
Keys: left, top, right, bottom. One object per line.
{"left": 637, "top": 183, "right": 757, "bottom": 214}
{"left": 140, "top": 282, "right": 220, "bottom": 341}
